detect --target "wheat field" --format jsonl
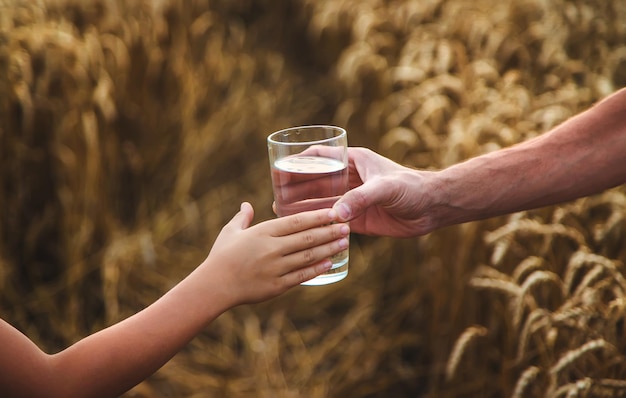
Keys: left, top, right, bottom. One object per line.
{"left": 1, "top": 0, "right": 626, "bottom": 397}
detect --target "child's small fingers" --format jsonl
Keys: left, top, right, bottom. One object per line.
{"left": 280, "top": 236, "right": 349, "bottom": 275}
{"left": 281, "top": 260, "right": 333, "bottom": 287}
{"left": 270, "top": 208, "right": 339, "bottom": 236}
{"left": 281, "top": 223, "right": 349, "bottom": 254}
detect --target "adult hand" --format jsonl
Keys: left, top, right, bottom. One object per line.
{"left": 333, "top": 89, "right": 626, "bottom": 238}
{"left": 332, "top": 147, "right": 439, "bottom": 238}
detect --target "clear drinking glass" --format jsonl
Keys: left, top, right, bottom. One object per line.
{"left": 267, "top": 125, "right": 349, "bottom": 285}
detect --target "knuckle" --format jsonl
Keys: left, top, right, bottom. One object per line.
{"left": 313, "top": 212, "right": 324, "bottom": 225}
{"left": 297, "top": 269, "right": 309, "bottom": 284}
{"left": 303, "top": 248, "right": 315, "bottom": 263}
{"left": 274, "top": 278, "right": 287, "bottom": 294}
{"left": 355, "top": 147, "right": 370, "bottom": 157}
{"left": 303, "top": 232, "right": 315, "bottom": 244}
{"left": 352, "top": 189, "right": 369, "bottom": 209}
{"left": 333, "top": 224, "right": 344, "bottom": 239}
{"left": 290, "top": 214, "right": 304, "bottom": 229}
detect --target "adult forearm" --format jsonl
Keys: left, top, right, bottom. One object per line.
{"left": 432, "top": 88, "right": 626, "bottom": 228}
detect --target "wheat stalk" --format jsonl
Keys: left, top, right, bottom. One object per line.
{"left": 552, "top": 377, "right": 592, "bottom": 398}
{"left": 513, "top": 270, "right": 563, "bottom": 327}
{"left": 512, "top": 256, "right": 546, "bottom": 284}
{"left": 485, "top": 218, "right": 587, "bottom": 248}
{"left": 511, "top": 366, "right": 541, "bottom": 398}
{"left": 490, "top": 235, "right": 513, "bottom": 266}
{"left": 564, "top": 251, "right": 626, "bottom": 296}
{"left": 571, "top": 264, "right": 606, "bottom": 298}
{"left": 445, "top": 325, "right": 488, "bottom": 381}
{"left": 552, "top": 377, "right": 626, "bottom": 398}
{"left": 469, "top": 265, "right": 521, "bottom": 297}
{"left": 550, "top": 339, "right": 616, "bottom": 376}
{"left": 517, "top": 308, "right": 551, "bottom": 362}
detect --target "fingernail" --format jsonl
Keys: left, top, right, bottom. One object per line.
{"left": 321, "top": 260, "right": 332, "bottom": 271}
{"left": 327, "top": 209, "right": 337, "bottom": 219}
{"left": 336, "top": 203, "right": 351, "bottom": 220}
{"left": 340, "top": 225, "right": 350, "bottom": 235}
{"left": 338, "top": 237, "right": 349, "bottom": 249}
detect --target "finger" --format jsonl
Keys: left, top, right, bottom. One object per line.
{"left": 271, "top": 171, "right": 339, "bottom": 203}
{"left": 280, "top": 259, "right": 333, "bottom": 287}
{"left": 268, "top": 208, "right": 338, "bottom": 236}
{"left": 279, "top": 234, "right": 349, "bottom": 275}
{"left": 300, "top": 145, "right": 345, "bottom": 160}
{"left": 228, "top": 202, "right": 254, "bottom": 230}
{"left": 270, "top": 156, "right": 347, "bottom": 204}
{"left": 280, "top": 222, "right": 350, "bottom": 255}
{"left": 271, "top": 163, "right": 329, "bottom": 185}
{"left": 332, "top": 182, "right": 386, "bottom": 221}
{"left": 275, "top": 196, "right": 339, "bottom": 217}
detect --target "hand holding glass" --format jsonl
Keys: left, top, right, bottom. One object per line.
{"left": 267, "top": 125, "right": 349, "bottom": 285}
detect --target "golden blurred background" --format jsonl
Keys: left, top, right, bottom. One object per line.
{"left": 1, "top": 0, "right": 626, "bottom": 396}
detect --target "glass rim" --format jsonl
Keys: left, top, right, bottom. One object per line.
{"left": 267, "top": 125, "right": 346, "bottom": 146}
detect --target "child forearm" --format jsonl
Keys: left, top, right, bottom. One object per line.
{"left": 0, "top": 265, "right": 228, "bottom": 398}
{"left": 45, "top": 268, "right": 228, "bottom": 398}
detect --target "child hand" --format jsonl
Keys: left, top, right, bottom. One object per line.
{"left": 202, "top": 202, "right": 349, "bottom": 306}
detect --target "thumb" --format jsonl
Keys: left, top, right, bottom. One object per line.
{"left": 229, "top": 202, "right": 254, "bottom": 230}
{"left": 333, "top": 183, "right": 383, "bottom": 221}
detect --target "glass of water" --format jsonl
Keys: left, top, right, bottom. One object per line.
{"left": 267, "top": 125, "right": 349, "bottom": 285}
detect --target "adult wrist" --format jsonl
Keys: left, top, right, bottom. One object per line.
{"left": 422, "top": 169, "right": 454, "bottom": 231}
